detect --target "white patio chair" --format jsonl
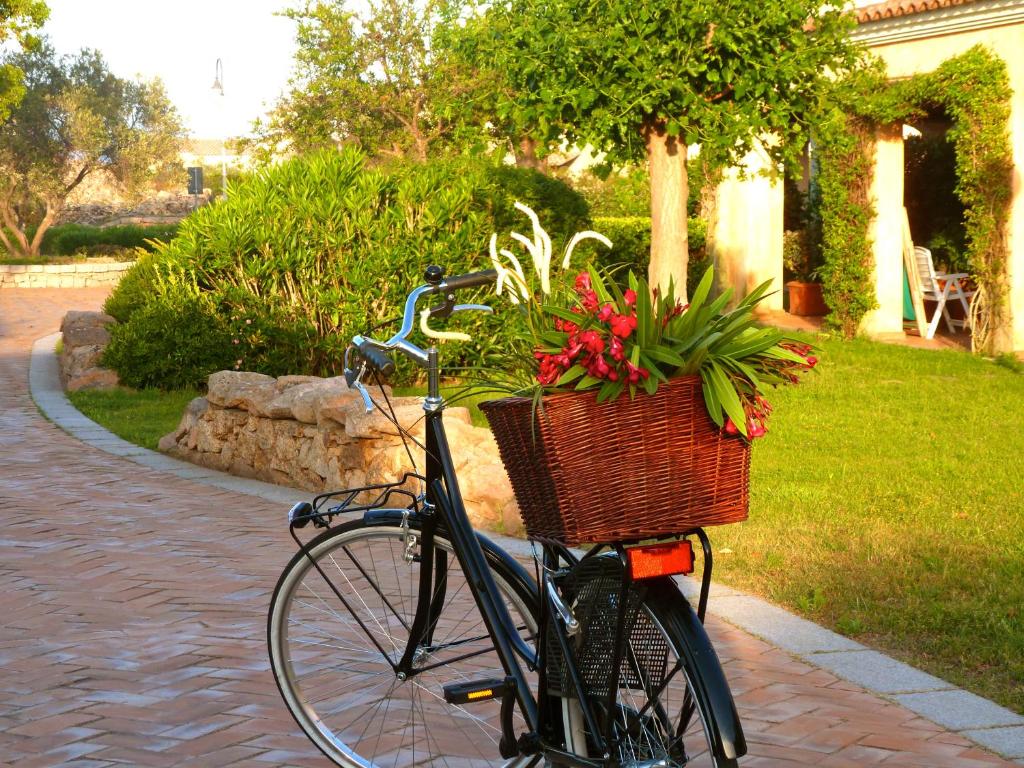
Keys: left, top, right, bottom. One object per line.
{"left": 914, "top": 246, "right": 974, "bottom": 339}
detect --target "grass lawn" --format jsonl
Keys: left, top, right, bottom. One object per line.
{"left": 712, "top": 336, "right": 1024, "bottom": 713}
{"left": 67, "top": 387, "right": 200, "bottom": 450}
{"left": 69, "top": 337, "right": 1024, "bottom": 712}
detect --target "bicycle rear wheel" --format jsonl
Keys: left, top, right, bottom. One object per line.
{"left": 268, "top": 516, "right": 539, "bottom": 768}
{"left": 553, "top": 556, "right": 740, "bottom": 767}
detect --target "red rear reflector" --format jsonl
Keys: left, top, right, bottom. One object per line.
{"left": 627, "top": 541, "right": 695, "bottom": 580}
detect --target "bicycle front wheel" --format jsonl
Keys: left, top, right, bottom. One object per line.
{"left": 268, "top": 516, "right": 539, "bottom": 768}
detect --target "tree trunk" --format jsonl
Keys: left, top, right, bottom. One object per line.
{"left": 645, "top": 121, "right": 689, "bottom": 302}
{"left": 28, "top": 199, "right": 59, "bottom": 258}
{"left": 516, "top": 136, "right": 541, "bottom": 170}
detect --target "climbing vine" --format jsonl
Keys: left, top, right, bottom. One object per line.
{"left": 814, "top": 46, "right": 1012, "bottom": 351}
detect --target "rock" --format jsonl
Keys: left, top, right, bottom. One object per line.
{"left": 315, "top": 387, "right": 368, "bottom": 428}
{"left": 264, "top": 381, "right": 321, "bottom": 420}
{"left": 289, "top": 377, "right": 352, "bottom": 424}
{"left": 61, "top": 344, "right": 105, "bottom": 382}
{"left": 206, "top": 371, "right": 277, "bottom": 412}
{"left": 61, "top": 311, "right": 115, "bottom": 347}
{"left": 276, "top": 375, "right": 323, "bottom": 392}
{"left": 66, "top": 367, "right": 119, "bottom": 391}
{"left": 343, "top": 398, "right": 425, "bottom": 439}
{"left": 157, "top": 397, "right": 209, "bottom": 453}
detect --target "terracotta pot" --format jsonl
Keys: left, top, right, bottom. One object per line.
{"left": 786, "top": 281, "right": 829, "bottom": 317}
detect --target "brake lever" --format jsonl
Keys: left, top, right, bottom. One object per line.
{"left": 352, "top": 378, "right": 374, "bottom": 413}
{"left": 343, "top": 351, "right": 376, "bottom": 413}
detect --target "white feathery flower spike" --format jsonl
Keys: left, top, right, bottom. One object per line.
{"left": 490, "top": 202, "right": 611, "bottom": 306}
{"left": 563, "top": 231, "right": 613, "bottom": 269}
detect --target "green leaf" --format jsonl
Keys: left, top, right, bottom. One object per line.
{"left": 709, "top": 360, "right": 747, "bottom": 436}
{"left": 576, "top": 375, "right": 603, "bottom": 390}
{"left": 643, "top": 345, "right": 686, "bottom": 367}
{"left": 596, "top": 378, "right": 625, "bottom": 403}
{"left": 556, "top": 364, "right": 586, "bottom": 386}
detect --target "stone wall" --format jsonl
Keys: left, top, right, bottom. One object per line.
{"left": 57, "top": 191, "right": 209, "bottom": 227}
{"left": 1, "top": 262, "right": 131, "bottom": 289}
{"left": 159, "top": 371, "right": 522, "bottom": 535}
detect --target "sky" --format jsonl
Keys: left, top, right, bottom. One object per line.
{"left": 42, "top": 0, "right": 299, "bottom": 139}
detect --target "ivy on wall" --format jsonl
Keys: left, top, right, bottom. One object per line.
{"left": 813, "top": 46, "right": 1013, "bottom": 350}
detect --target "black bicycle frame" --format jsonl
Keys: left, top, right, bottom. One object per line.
{"left": 399, "top": 403, "right": 540, "bottom": 733}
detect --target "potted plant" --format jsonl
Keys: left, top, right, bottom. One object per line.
{"left": 475, "top": 205, "right": 815, "bottom": 544}
{"left": 783, "top": 230, "right": 828, "bottom": 316}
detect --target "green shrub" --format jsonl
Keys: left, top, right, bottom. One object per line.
{"left": 102, "top": 250, "right": 163, "bottom": 323}
{"left": 581, "top": 216, "right": 708, "bottom": 298}
{"left": 571, "top": 168, "right": 652, "bottom": 217}
{"left": 102, "top": 288, "right": 236, "bottom": 390}
{"left": 103, "top": 148, "right": 591, "bottom": 387}
{"left": 39, "top": 223, "right": 179, "bottom": 256}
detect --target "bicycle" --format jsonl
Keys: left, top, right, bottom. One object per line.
{"left": 267, "top": 265, "right": 747, "bottom": 768}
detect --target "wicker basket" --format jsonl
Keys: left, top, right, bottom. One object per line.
{"left": 480, "top": 375, "right": 750, "bottom": 545}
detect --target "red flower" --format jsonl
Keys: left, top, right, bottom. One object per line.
{"left": 579, "top": 330, "right": 605, "bottom": 354}
{"left": 580, "top": 290, "right": 599, "bottom": 312}
{"left": 624, "top": 359, "right": 650, "bottom": 384}
{"left": 586, "top": 354, "right": 612, "bottom": 379}
{"left": 723, "top": 418, "right": 739, "bottom": 435}
{"left": 608, "top": 336, "right": 625, "bottom": 362}
{"left": 597, "top": 303, "right": 615, "bottom": 322}
{"left": 623, "top": 289, "right": 637, "bottom": 306}
{"left": 554, "top": 317, "right": 579, "bottom": 335}
{"left": 574, "top": 272, "right": 592, "bottom": 293}
{"left": 610, "top": 313, "right": 637, "bottom": 339}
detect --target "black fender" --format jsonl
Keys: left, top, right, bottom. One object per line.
{"left": 646, "top": 576, "right": 747, "bottom": 765}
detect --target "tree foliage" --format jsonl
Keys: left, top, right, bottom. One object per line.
{"left": 0, "top": 0, "right": 48, "bottom": 120}
{"left": 449, "top": 0, "right": 861, "bottom": 295}
{"left": 0, "top": 42, "right": 184, "bottom": 258}
{"left": 246, "top": 0, "right": 476, "bottom": 163}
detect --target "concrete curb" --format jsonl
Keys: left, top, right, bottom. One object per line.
{"left": 29, "top": 331, "right": 1024, "bottom": 764}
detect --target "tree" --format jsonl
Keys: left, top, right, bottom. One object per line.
{"left": 0, "top": 0, "right": 48, "bottom": 120}
{"left": 0, "top": 43, "right": 184, "bottom": 258}
{"left": 247, "top": 0, "right": 469, "bottom": 163}
{"left": 464, "top": 0, "right": 860, "bottom": 298}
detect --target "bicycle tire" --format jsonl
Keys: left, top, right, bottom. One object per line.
{"left": 268, "top": 515, "right": 539, "bottom": 768}
{"left": 556, "top": 565, "right": 739, "bottom": 768}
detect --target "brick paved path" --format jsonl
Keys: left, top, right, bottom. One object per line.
{"left": 0, "top": 288, "right": 1012, "bottom": 767}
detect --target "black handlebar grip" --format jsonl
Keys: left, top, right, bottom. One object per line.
{"left": 357, "top": 340, "right": 396, "bottom": 377}
{"left": 442, "top": 269, "right": 499, "bottom": 292}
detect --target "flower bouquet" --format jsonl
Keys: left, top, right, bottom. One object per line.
{"left": 476, "top": 204, "right": 815, "bottom": 544}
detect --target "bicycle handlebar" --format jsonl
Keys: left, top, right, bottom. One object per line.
{"left": 350, "top": 266, "right": 498, "bottom": 376}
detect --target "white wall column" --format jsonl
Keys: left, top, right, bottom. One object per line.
{"left": 711, "top": 145, "right": 784, "bottom": 311}
{"left": 861, "top": 126, "right": 905, "bottom": 338}
{"left": 1006, "top": 84, "right": 1024, "bottom": 352}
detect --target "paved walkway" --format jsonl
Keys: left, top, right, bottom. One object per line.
{"left": 1, "top": 288, "right": 1019, "bottom": 766}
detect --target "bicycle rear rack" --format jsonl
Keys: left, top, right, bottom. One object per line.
{"left": 287, "top": 472, "right": 425, "bottom": 529}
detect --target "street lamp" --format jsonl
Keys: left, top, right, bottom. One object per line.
{"left": 211, "top": 58, "right": 227, "bottom": 199}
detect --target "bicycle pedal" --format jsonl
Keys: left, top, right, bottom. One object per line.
{"left": 442, "top": 677, "right": 511, "bottom": 705}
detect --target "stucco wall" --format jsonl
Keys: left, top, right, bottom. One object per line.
{"left": 712, "top": 145, "right": 785, "bottom": 311}
{"left": 867, "top": 23, "right": 1024, "bottom": 349}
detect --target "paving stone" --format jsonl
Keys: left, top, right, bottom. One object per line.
{"left": 805, "top": 649, "right": 954, "bottom": 694}
{"left": 961, "top": 727, "right": 1024, "bottom": 759}
{"left": 710, "top": 594, "right": 865, "bottom": 654}
{"left": 894, "top": 690, "right": 1024, "bottom": 731}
